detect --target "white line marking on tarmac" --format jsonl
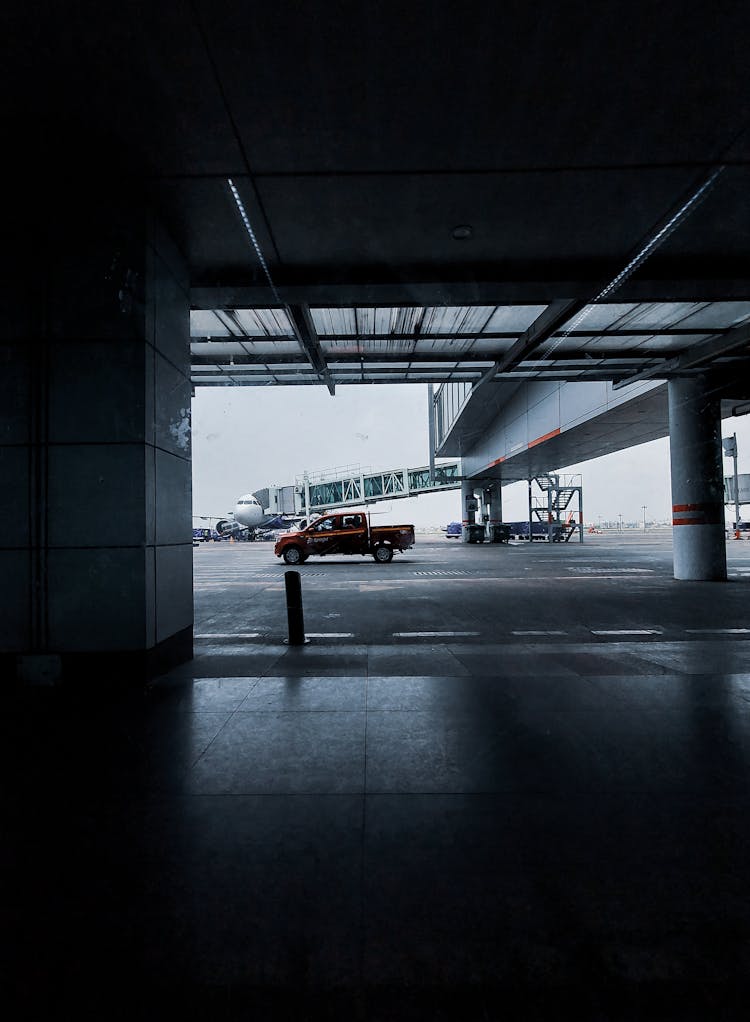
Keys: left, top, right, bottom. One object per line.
{"left": 512, "top": 630, "right": 567, "bottom": 635}
{"left": 304, "top": 632, "right": 355, "bottom": 638}
{"left": 195, "top": 633, "right": 260, "bottom": 639}
{"left": 684, "top": 628, "right": 750, "bottom": 634}
{"left": 568, "top": 567, "right": 655, "bottom": 574}
{"left": 590, "top": 629, "right": 661, "bottom": 636}
{"left": 393, "top": 631, "right": 480, "bottom": 638}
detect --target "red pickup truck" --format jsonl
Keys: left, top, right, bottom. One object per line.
{"left": 274, "top": 510, "right": 415, "bottom": 564}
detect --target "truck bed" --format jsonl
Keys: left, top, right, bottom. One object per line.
{"left": 371, "top": 525, "right": 415, "bottom": 549}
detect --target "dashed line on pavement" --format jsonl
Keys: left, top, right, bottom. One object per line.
{"left": 591, "top": 629, "right": 662, "bottom": 636}
{"left": 512, "top": 630, "right": 567, "bottom": 636}
{"left": 393, "top": 630, "right": 480, "bottom": 638}
{"left": 304, "top": 632, "right": 355, "bottom": 638}
{"left": 195, "top": 633, "right": 260, "bottom": 639}
{"left": 684, "top": 628, "right": 750, "bottom": 634}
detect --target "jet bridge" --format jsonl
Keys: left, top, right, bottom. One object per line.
{"left": 256, "top": 461, "right": 462, "bottom": 517}
{"left": 297, "top": 461, "right": 461, "bottom": 514}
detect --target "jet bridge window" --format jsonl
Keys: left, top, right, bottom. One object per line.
{"left": 341, "top": 514, "right": 363, "bottom": 530}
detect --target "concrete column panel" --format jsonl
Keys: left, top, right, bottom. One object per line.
{"left": 152, "top": 256, "right": 190, "bottom": 367}
{"left": 668, "top": 377, "right": 727, "bottom": 581}
{"left": 144, "top": 345, "right": 156, "bottom": 448}
{"left": 1, "top": 198, "right": 192, "bottom": 680}
{"left": 150, "top": 217, "right": 189, "bottom": 289}
{"left": 47, "top": 548, "right": 149, "bottom": 650}
{"left": 155, "top": 449, "right": 192, "bottom": 546}
{"left": 155, "top": 353, "right": 192, "bottom": 460}
{"left": 145, "top": 547, "right": 156, "bottom": 649}
{"left": 0, "top": 551, "right": 30, "bottom": 648}
{"left": 47, "top": 445, "right": 147, "bottom": 548}
{"left": 145, "top": 446, "right": 156, "bottom": 547}
{"left": 0, "top": 447, "right": 30, "bottom": 547}
{"left": 48, "top": 341, "right": 148, "bottom": 443}
{"left": 0, "top": 284, "right": 38, "bottom": 342}
{"left": 147, "top": 213, "right": 189, "bottom": 365}
{"left": 0, "top": 345, "right": 31, "bottom": 444}
{"left": 155, "top": 544, "right": 193, "bottom": 643}
{"left": 49, "top": 219, "right": 147, "bottom": 342}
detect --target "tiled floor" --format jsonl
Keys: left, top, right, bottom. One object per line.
{"left": 6, "top": 639, "right": 750, "bottom": 1019}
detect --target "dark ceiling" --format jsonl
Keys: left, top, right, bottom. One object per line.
{"left": 6, "top": 2, "right": 750, "bottom": 390}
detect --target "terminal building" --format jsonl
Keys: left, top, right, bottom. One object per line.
{"left": 3, "top": 4, "right": 750, "bottom": 1016}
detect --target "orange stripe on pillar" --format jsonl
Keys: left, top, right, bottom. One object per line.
{"left": 672, "top": 503, "right": 724, "bottom": 526}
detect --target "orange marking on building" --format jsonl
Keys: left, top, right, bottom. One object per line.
{"left": 528, "top": 427, "right": 561, "bottom": 449}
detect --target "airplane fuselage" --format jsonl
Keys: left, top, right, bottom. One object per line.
{"left": 233, "top": 494, "right": 265, "bottom": 529}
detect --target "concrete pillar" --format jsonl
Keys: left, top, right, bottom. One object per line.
{"left": 485, "top": 481, "right": 503, "bottom": 541}
{"left": 461, "top": 479, "right": 477, "bottom": 542}
{"left": 1, "top": 188, "right": 193, "bottom": 684}
{"left": 668, "top": 377, "right": 727, "bottom": 581}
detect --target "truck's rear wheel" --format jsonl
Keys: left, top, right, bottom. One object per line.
{"left": 283, "top": 546, "right": 303, "bottom": 565}
{"left": 373, "top": 544, "right": 393, "bottom": 563}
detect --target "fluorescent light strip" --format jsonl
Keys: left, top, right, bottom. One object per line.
{"left": 227, "top": 178, "right": 282, "bottom": 304}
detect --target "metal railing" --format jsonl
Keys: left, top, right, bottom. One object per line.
{"left": 434, "top": 381, "right": 473, "bottom": 449}
{"left": 295, "top": 460, "right": 462, "bottom": 513}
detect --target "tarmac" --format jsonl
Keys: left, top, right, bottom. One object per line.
{"left": 5, "top": 531, "right": 750, "bottom": 1019}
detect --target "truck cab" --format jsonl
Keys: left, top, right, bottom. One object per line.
{"left": 274, "top": 510, "right": 415, "bottom": 564}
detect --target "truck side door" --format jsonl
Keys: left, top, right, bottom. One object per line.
{"left": 340, "top": 513, "right": 368, "bottom": 553}
{"left": 307, "top": 515, "right": 339, "bottom": 556}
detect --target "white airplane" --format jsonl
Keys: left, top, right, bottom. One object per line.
{"left": 231, "top": 493, "right": 266, "bottom": 530}
{"left": 205, "top": 494, "right": 306, "bottom": 540}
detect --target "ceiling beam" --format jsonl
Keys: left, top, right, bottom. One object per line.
{"left": 285, "top": 303, "right": 335, "bottom": 395}
{"left": 475, "top": 299, "right": 586, "bottom": 387}
{"left": 192, "top": 278, "right": 750, "bottom": 309}
{"left": 191, "top": 327, "right": 717, "bottom": 345}
{"left": 190, "top": 349, "right": 676, "bottom": 368}
{"left": 612, "top": 320, "right": 750, "bottom": 389}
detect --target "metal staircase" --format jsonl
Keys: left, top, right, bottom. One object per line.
{"left": 529, "top": 474, "right": 584, "bottom": 543}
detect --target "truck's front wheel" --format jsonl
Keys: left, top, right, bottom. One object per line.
{"left": 373, "top": 544, "right": 393, "bottom": 563}
{"left": 283, "top": 546, "right": 303, "bottom": 565}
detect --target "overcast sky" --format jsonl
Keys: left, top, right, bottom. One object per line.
{"left": 192, "top": 385, "right": 750, "bottom": 528}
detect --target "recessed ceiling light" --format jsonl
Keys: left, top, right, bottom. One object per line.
{"left": 452, "top": 224, "right": 473, "bottom": 240}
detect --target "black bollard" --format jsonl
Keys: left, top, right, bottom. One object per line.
{"left": 284, "top": 570, "right": 306, "bottom": 645}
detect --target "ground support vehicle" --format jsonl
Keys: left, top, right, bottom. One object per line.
{"left": 274, "top": 510, "right": 415, "bottom": 564}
